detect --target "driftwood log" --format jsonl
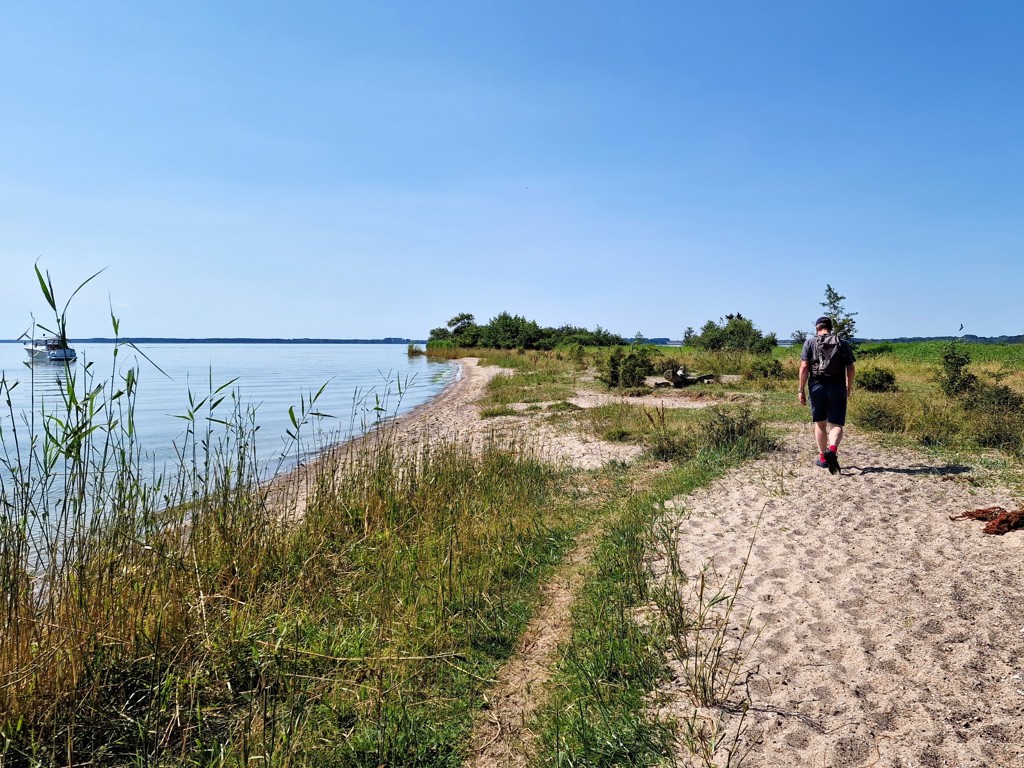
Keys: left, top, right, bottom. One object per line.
{"left": 663, "top": 368, "right": 715, "bottom": 388}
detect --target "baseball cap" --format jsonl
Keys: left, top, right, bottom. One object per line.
{"left": 815, "top": 316, "right": 832, "bottom": 328}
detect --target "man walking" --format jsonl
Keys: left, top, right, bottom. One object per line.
{"left": 798, "top": 316, "right": 856, "bottom": 474}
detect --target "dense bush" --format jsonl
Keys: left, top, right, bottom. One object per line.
{"left": 852, "top": 382, "right": 1024, "bottom": 453}
{"left": 961, "top": 380, "right": 1024, "bottom": 412}
{"left": 560, "top": 342, "right": 586, "bottom": 367}
{"left": 931, "top": 340, "right": 1024, "bottom": 451}
{"left": 857, "top": 367, "right": 898, "bottom": 392}
{"left": 852, "top": 395, "right": 907, "bottom": 433}
{"left": 965, "top": 409, "right": 1024, "bottom": 452}
{"left": 621, "top": 346, "right": 657, "bottom": 388}
{"left": 748, "top": 357, "right": 784, "bottom": 379}
{"left": 428, "top": 312, "right": 625, "bottom": 350}
{"left": 937, "top": 340, "right": 977, "bottom": 397}
{"left": 604, "top": 347, "right": 623, "bottom": 388}
{"left": 697, "top": 406, "right": 775, "bottom": 456}
{"left": 602, "top": 345, "right": 658, "bottom": 388}
{"left": 685, "top": 313, "right": 777, "bottom": 354}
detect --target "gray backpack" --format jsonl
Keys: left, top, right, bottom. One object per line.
{"left": 813, "top": 334, "right": 846, "bottom": 380}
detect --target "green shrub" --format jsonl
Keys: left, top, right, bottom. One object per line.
{"left": 429, "top": 312, "right": 626, "bottom": 350}
{"left": 938, "top": 339, "right": 977, "bottom": 397}
{"left": 660, "top": 356, "right": 682, "bottom": 373}
{"left": 858, "top": 367, "right": 898, "bottom": 392}
{"left": 748, "top": 357, "right": 783, "bottom": 380}
{"left": 620, "top": 345, "right": 657, "bottom": 387}
{"left": 965, "top": 409, "right": 1024, "bottom": 452}
{"left": 697, "top": 407, "right": 774, "bottom": 456}
{"left": 562, "top": 342, "right": 586, "bottom": 366}
{"left": 686, "top": 313, "right": 777, "bottom": 354}
{"left": 852, "top": 395, "right": 907, "bottom": 433}
{"left": 602, "top": 347, "right": 624, "bottom": 387}
{"left": 961, "top": 380, "right": 1024, "bottom": 412}
{"left": 601, "top": 345, "right": 658, "bottom": 388}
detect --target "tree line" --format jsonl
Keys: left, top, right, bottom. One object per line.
{"left": 427, "top": 286, "right": 859, "bottom": 354}
{"left": 427, "top": 312, "right": 625, "bottom": 350}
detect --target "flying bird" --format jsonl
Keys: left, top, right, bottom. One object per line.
{"left": 959, "top": 323, "right": 964, "bottom": 332}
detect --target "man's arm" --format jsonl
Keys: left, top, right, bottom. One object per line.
{"left": 798, "top": 360, "right": 809, "bottom": 405}
{"left": 846, "top": 363, "right": 855, "bottom": 398}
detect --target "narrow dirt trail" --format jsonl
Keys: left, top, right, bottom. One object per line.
{"left": 653, "top": 426, "right": 1024, "bottom": 767}
{"left": 465, "top": 530, "right": 598, "bottom": 768}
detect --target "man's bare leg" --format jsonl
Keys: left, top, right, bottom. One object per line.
{"left": 814, "top": 421, "right": 829, "bottom": 453}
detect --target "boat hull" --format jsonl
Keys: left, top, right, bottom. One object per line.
{"left": 24, "top": 343, "right": 77, "bottom": 363}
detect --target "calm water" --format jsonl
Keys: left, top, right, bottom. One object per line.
{"left": 0, "top": 342, "right": 456, "bottom": 476}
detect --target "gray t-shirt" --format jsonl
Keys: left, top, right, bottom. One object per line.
{"left": 801, "top": 335, "right": 855, "bottom": 381}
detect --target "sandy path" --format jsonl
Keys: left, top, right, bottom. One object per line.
{"left": 653, "top": 426, "right": 1024, "bottom": 767}
{"left": 466, "top": 531, "right": 599, "bottom": 768}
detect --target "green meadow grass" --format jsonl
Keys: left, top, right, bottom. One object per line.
{"left": 484, "top": 370, "right": 577, "bottom": 407}
{"left": 857, "top": 340, "right": 1024, "bottom": 364}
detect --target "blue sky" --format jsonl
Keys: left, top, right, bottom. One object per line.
{"left": 2, "top": 2, "right": 1022, "bottom": 340}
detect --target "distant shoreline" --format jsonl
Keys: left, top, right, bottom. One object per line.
{"left": 6, "top": 335, "right": 1023, "bottom": 346}
{"left": 3, "top": 337, "right": 428, "bottom": 345}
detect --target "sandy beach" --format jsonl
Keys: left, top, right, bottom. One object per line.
{"left": 653, "top": 427, "right": 1024, "bottom": 767}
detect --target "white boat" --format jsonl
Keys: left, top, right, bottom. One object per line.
{"left": 24, "top": 337, "right": 77, "bottom": 363}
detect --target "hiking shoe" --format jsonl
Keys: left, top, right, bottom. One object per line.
{"left": 815, "top": 457, "right": 829, "bottom": 469}
{"left": 823, "top": 449, "right": 840, "bottom": 475}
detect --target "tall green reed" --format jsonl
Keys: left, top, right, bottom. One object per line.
{"left": 0, "top": 269, "right": 305, "bottom": 764}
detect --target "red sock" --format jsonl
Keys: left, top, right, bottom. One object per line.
{"left": 829, "top": 445, "right": 838, "bottom": 454}
{"left": 819, "top": 453, "right": 826, "bottom": 462}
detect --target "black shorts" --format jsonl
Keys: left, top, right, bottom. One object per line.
{"left": 809, "top": 379, "right": 847, "bottom": 426}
